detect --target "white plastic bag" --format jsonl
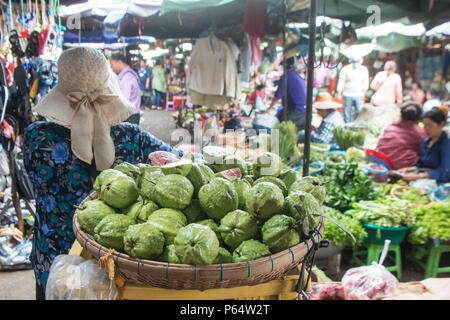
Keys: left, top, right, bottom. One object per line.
{"left": 341, "top": 241, "right": 398, "bottom": 300}
{"left": 0, "top": 146, "right": 9, "bottom": 176}
{"left": 45, "top": 254, "right": 118, "bottom": 300}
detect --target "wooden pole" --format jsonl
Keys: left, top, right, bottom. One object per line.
{"left": 282, "top": 0, "right": 287, "bottom": 122}
{"left": 302, "top": 0, "right": 317, "bottom": 177}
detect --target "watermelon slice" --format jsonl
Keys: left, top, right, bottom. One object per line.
{"left": 149, "top": 151, "right": 178, "bottom": 166}
{"left": 215, "top": 168, "right": 242, "bottom": 181}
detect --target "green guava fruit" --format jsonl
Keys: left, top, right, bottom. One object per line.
{"left": 147, "top": 208, "right": 187, "bottom": 245}
{"left": 99, "top": 174, "right": 139, "bottom": 209}
{"left": 123, "top": 223, "right": 165, "bottom": 259}
{"left": 212, "top": 155, "right": 248, "bottom": 176}
{"left": 233, "top": 179, "right": 252, "bottom": 210}
{"left": 157, "top": 244, "right": 180, "bottom": 263}
{"left": 245, "top": 182, "right": 284, "bottom": 220}
{"left": 154, "top": 174, "right": 194, "bottom": 210}
{"left": 252, "top": 152, "right": 282, "bottom": 178}
{"left": 186, "top": 162, "right": 215, "bottom": 197}
{"left": 282, "top": 191, "right": 321, "bottom": 236}
{"left": 218, "top": 210, "right": 258, "bottom": 250}
{"left": 160, "top": 159, "right": 193, "bottom": 176}
{"left": 243, "top": 175, "right": 254, "bottom": 185}
{"left": 93, "top": 169, "right": 128, "bottom": 194}
{"left": 213, "top": 247, "right": 233, "bottom": 264}
{"left": 196, "top": 219, "right": 225, "bottom": 247}
{"left": 278, "top": 169, "right": 301, "bottom": 190}
{"left": 232, "top": 239, "right": 271, "bottom": 263}
{"left": 198, "top": 177, "right": 239, "bottom": 221}
{"left": 254, "top": 177, "right": 288, "bottom": 197}
{"left": 261, "top": 214, "right": 301, "bottom": 253}
{"left": 77, "top": 199, "right": 117, "bottom": 235}
{"left": 93, "top": 214, "right": 135, "bottom": 251}
{"left": 136, "top": 200, "right": 159, "bottom": 223}
{"left": 182, "top": 199, "right": 208, "bottom": 224}
{"left": 139, "top": 170, "right": 165, "bottom": 202}
{"left": 113, "top": 162, "right": 142, "bottom": 187}
{"left": 174, "top": 223, "right": 220, "bottom": 265}
{"left": 289, "top": 176, "right": 325, "bottom": 206}
{"left": 123, "top": 198, "right": 144, "bottom": 221}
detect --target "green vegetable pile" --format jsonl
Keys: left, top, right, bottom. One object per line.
{"left": 77, "top": 151, "right": 327, "bottom": 266}
{"left": 273, "top": 121, "right": 302, "bottom": 167}
{"left": 348, "top": 198, "right": 415, "bottom": 228}
{"left": 298, "top": 143, "right": 330, "bottom": 164}
{"left": 323, "top": 162, "right": 379, "bottom": 212}
{"left": 408, "top": 199, "right": 450, "bottom": 245}
{"left": 322, "top": 206, "right": 367, "bottom": 247}
{"left": 385, "top": 184, "right": 431, "bottom": 206}
{"left": 332, "top": 126, "right": 366, "bottom": 150}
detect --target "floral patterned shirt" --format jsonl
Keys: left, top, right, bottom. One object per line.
{"left": 23, "top": 121, "right": 181, "bottom": 294}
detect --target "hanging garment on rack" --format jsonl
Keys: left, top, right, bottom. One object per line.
{"left": 188, "top": 33, "right": 239, "bottom": 108}
{"left": 249, "top": 35, "right": 262, "bottom": 67}
{"left": 243, "top": 0, "right": 267, "bottom": 38}
{"left": 238, "top": 33, "right": 251, "bottom": 84}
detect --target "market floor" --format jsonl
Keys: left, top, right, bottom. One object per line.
{"left": 0, "top": 268, "right": 35, "bottom": 300}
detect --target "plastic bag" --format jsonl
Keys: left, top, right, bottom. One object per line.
{"left": 341, "top": 239, "right": 399, "bottom": 300}
{"left": 409, "top": 178, "right": 438, "bottom": 194}
{"left": 45, "top": 254, "right": 118, "bottom": 300}
{"left": 341, "top": 262, "right": 399, "bottom": 300}
{"left": 0, "top": 145, "right": 9, "bottom": 176}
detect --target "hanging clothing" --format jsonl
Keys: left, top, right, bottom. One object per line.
{"left": 243, "top": 0, "right": 267, "bottom": 38}
{"left": 249, "top": 35, "right": 262, "bottom": 67}
{"left": 188, "top": 33, "right": 239, "bottom": 108}
{"left": 238, "top": 33, "right": 251, "bottom": 84}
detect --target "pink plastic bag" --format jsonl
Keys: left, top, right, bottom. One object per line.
{"left": 342, "top": 262, "right": 399, "bottom": 300}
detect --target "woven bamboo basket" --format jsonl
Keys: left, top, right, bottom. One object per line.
{"left": 73, "top": 192, "right": 324, "bottom": 291}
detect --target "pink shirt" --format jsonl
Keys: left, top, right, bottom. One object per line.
{"left": 376, "top": 120, "right": 427, "bottom": 170}
{"left": 409, "top": 88, "right": 425, "bottom": 105}
{"left": 370, "top": 71, "right": 403, "bottom": 107}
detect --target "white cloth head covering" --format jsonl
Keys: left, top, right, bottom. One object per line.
{"left": 34, "top": 47, "right": 135, "bottom": 171}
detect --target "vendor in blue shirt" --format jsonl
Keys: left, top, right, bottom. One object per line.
{"left": 266, "top": 56, "right": 307, "bottom": 130}
{"left": 399, "top": 106, "right": 450, "bottom": 183}
{"left": 138, "top": 58, "right": 152, "bottom": 109}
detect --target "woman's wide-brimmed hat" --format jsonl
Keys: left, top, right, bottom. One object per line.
{"left": 34, "top": 47, "right": 135, "bottom": 170}
{"left": 313, "top": 92, "right": 342, "bottom": 110}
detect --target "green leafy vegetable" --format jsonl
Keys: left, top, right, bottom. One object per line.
{"left": 408, "top": 200, "right": 450, "bottom": 244}
{"left": 322, "top": 206, "right": 367, "bottom": 247}
{"left": 323, "top": 162, "right": 379, "bottom": 212}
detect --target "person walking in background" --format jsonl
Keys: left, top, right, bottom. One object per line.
{"left": 422, "top": 89, "right": 441, "bottom": 114}
{"left": 138, "top": 58, "right": 152, "bottom": 110}
{"left": 266, "top": 56, "right": 307, "bottom": 131}
{"left": 109, "top": 52, "right": 142, "bottom": 125}
{"left": 151, "top": 59, "right": 166, "bottom": 110}
{"left": 336, "top": 55, "right": 369, "bottom": 123}
{"left": 370, "top": 60, "right": 403, "bottom": 108}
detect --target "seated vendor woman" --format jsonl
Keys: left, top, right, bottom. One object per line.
{"left": 23, "top": 47, "right": 183, "bottom": 300}
{"left": 376, "top": 102, "right": 427, "bottom": 170}
{"left": 398, "top": 106, "right": 450, "bottom": 183}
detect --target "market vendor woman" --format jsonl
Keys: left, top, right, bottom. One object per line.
{"left": 23, "top": 47, "right": 182, "bottom": 300}
{"left": 398, "top": 106, "right": 450, "bottom": 183}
